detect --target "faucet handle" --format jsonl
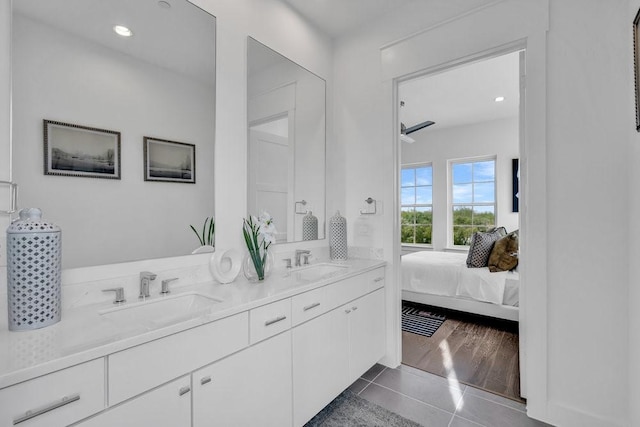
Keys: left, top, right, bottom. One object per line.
{"left": 140, "top": 271, "right": 157, "bottom": 280}
{"left": 302, "top": 254, "right": 311, "bottom": 265}
{"left": 283, "top": 258, "right": 292, "bottom": 269}
{"left": 160, "top": 278, "right": 178, "bottom": 295}
{"left": 103, "top": 287, "right": 126, "bottom": 304}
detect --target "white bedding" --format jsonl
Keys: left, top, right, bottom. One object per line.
{"left": 401, "top": 251, "right": 519, "bottom": 306}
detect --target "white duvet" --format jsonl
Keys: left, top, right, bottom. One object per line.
{"left": 401, "top": 251, "right": 519, "bottom": 305}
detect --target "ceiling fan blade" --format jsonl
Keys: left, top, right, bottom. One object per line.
{"left": 405, "top": 120, "right": 435, "bottom": 134}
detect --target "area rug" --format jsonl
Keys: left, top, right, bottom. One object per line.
{"left": 401, "top": 303, "right": 446, "bottom": 337}
{"left": 304, "top": 390, "right": 421, "bottom": 427}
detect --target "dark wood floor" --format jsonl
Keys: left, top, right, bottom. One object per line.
{"left": 402, "top": 303, "right": 523, "bottom": 402}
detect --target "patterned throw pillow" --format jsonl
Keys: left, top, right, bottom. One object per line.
{"left": 488, "top": 231, "right": 519, "bottom": 272}
{"left": 466, "top": 228, "right": 505, "bottom": 268}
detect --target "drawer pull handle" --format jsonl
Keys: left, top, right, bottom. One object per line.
{"left": 303, "top": 302, "right": 321, "bottom": 311}
{"left": 352, "top": 306, "right": 358, "bottom": 311}
{"left": 345, "top": 309, "right": 352, "bottom": 314}
{"left": 265, "top": 315, "right": 287, "bottom": 326}
{"left": 13, "top": 394, "right": 80, "bottom": 425}
{"left": 200, "top": 376, "right": 212, "bottom": 385}
{"left": 179, "top": 386, "right": 191, "bottom": 396}
{"left": 373, "top": 277, "right": 384, "bottom": 282}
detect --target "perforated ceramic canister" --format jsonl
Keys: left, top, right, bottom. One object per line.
{"left": 302, "top": 211, "right": 318, "bottom": 241}
{"left": 329, "top": 211, "right": 347, "bottom": 261}
{"left": 7, "top": 208, "right": 62, "bottom": 331}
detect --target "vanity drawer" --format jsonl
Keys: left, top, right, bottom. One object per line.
{"left": 291, "top": 286, "right": 329, "bottom": 326}
{"left": 0, "top": 358, "right": 105, "bottom": 427}
{"left": 363, "top": 267, "right": 385, "bottom": 292}
{"left": 108, "top": 312, "right": 248, "bottom": 405}
{"left": 249, "top": 298, "right": 291, "bottom": 344}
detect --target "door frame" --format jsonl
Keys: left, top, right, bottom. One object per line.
{"left": 392, "top": 41, "right": 528, "bottom": 395}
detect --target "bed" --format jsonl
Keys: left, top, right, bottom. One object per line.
{"left": 401, "top": 251, "right": 519, "bottom": 321}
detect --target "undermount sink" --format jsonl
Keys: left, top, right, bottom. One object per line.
{"left": 292, "top": 263, "right": 349, "bottom": 282}
{"left": 99, "top": 292, "right": 222, "bottom": 329}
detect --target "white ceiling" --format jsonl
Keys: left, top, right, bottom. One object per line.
{"left": 281, "top": 0, "right": 417, "bottom": 38}
{"left": 13, "top": 0, "right": 216, "bottom": 85}
{"left": 399, "top": 51, "right": 521, "bottom": 133}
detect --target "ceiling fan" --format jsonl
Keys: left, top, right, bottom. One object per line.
{"left": 400, "top": 100, "right": 435, "bottom": 143}
{"left": 400, "top": 120, "right": 435, "bottom": 143}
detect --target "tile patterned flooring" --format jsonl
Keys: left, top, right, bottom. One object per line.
{"left": 346, "top": 364, "right": 551, "bottom": 427}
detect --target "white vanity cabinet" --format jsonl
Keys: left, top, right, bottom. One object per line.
{"left": 0, "top": 358, "right": 105, "bottom": 427}
{"left": 74, "top": 376, "right": 191, "bottom": 427}
{"left": 192, "top": 330, "right": 293, "bottom": 427}
{"left": 292, "top": 268, "right": 386, "bottom": 426}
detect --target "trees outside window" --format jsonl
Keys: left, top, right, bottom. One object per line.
{"left": 401, "top": 165, "right": 433, "bottom": 245}
{"left": 451, "top": 158, "right": 496, "bottom": 246}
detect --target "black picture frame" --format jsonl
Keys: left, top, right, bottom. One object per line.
{"left": 512, "top": 158, "right": 519, "bottom": 213}
{"left": 43, "top": 119, "right": 121, "bottom": 179}
{"left": 634, "top": 8, "right": 640, "bottom": 131}
{"left": 143, "top": 137, "right": 196, "bottom": 184}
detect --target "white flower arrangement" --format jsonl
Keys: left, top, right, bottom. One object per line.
{"left": 242, "top": 211, "right": 277, "bottom": 280}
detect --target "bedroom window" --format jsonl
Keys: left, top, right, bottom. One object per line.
{"left": 450, "top": 158, "right": 496, "bottom": 246}
{"left": 401, "top": 165, "right": 433, "bottom": 245}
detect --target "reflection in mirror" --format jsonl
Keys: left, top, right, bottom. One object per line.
{"left": 11, "top": 0, "right": 216, "bottom": 268}
{"left": 247, "top": 37, "right": 326, "bottom": 243}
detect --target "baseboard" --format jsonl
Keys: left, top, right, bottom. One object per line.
{"left": 544, "top": 402, "right": 626, "bottom": 427}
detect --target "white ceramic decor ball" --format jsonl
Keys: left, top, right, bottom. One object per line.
{"left": 329, "top": 211, "right": 348, "bottom": 261}
{"left": 7, "top": 208, "right": 62, "bottom": 331}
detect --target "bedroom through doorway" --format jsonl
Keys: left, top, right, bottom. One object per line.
{"left": 398, "top": 49, "right": 523, "bottom": 402}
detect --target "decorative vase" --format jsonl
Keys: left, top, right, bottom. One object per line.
{"left": 243, "top": 249, "right": 274, "bottom": 282}
{"left": 329, "top": 210, "right": 348, "bottom": 261}
{"left": 7, "top": 208, "right": 62, "bottom": 331}
{"left": 302, "top": 211, "right": 318, "bottom": 241}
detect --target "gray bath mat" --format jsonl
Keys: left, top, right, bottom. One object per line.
{"left": 304, "top": 390, "right": 421, "bottom": 427}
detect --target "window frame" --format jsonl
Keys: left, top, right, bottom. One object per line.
{"left": 448, "top": 155, "right": 497, "bottom": 248}
{"left": 400, "top": 162, "right": 433, "bottom": 247}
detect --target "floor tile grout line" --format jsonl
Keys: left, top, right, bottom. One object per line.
{"left": 398, "top": 365, "right": 468, "bottom": 394}
{"left": 368, "top": 366, "right": 387, "bottom": 383}
{"left": 464, "top": 390, "right": 528, "bottom": 414}
{"left": 363, "top": 381, "right": 456, "bottom": 417}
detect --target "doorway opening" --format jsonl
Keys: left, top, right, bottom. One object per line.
{"left": 397, "top": 49, "right": 524, "bottom": 402}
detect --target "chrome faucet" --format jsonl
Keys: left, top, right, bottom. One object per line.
{"left": 295, "top": 249, "right": 311, "bottom": 267}
{"left": 139, "top": 271, "right": 157, "bottom": 299}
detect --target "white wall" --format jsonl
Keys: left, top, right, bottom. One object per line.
{"left": 0, "top": 0, "right": 11, "bottom": 268}
{"left": 401, "top": 117, "right": 519, "bottom": 250}
{"left": 335, "top": 0, "right": 632, "bottom": 425}
{"left": 11, "top": 14, "right": 215, "bottom": 269}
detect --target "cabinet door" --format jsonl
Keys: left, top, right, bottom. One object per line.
{"left": 348, "top": 289, "right": 386, "bottom": 380}
{"left": 76, "top": 375, "right": 191, "bottom": 427}
{"left": 292, "top": 307, "right": 349, "bottom": 426}
{"left": 193, "top": 331, "right": 292, "bottom": 427}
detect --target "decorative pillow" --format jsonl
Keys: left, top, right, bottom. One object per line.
{"left": 488, "top": 231, "right": 519, "bottom": 272}
{"left": 466, "top": 228, "right": 504, "bottom": 268}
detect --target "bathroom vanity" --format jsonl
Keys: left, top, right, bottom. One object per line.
{"left": 0, "top": 258, "right": 385, "bottom": 426}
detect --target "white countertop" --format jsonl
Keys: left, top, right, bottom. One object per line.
{"left": 0, "top": 257, "right": 385, "bottom": 389}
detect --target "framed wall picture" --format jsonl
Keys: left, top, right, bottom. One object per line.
{"left": 43, "top": 120, "right": 121, "bottom": 179}
{"left": 143, "top": 137, "right": 196, "bottom": 183}
{"left": 512, "top": 158, "right": 519, "bottom": 213}
{"left": 634, "top": 8, "right": 640, "bottom": 131}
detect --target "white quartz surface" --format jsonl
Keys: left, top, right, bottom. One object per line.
{"left": 0, "top": 257, "right": 385, "bottom": 389}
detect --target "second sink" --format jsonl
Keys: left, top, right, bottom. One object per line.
{"left": 292, "top": 263, "right": 349, "bottom": 282}
{"left": 99, "top": 292, "right": 222, "bottom": 330}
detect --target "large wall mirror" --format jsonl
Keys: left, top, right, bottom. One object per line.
{"left": 247, "top": 37, "right": 326, "bottom": 243}
{"left": 11, "top": 0, "right": 216, "bottom": 268}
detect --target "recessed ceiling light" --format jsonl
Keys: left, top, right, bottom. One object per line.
{"left": 494, "top": 96, "right": 505, "bottom": 102}
{"left": 113, "top": 25, "right": 133, "bottom": 37}
{"left": 158, "top": 1, "right": 171, "bottom": 9}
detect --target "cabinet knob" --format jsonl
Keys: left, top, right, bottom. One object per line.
{"left": 345, "top": 309, "right": 351, "bottom": 314}
{"left": 352, "top": 306, "right": 358, "bottom": 311}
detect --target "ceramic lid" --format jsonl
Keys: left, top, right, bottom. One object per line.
{"left": 7, "top": 208, "right": 61, "bottom": 234}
